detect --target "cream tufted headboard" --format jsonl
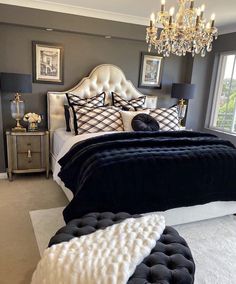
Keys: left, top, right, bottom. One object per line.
{"left": 47, "top": 64, "right": 156, "bottom": 135}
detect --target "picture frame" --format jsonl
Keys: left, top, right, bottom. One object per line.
{"left": 32, "top": 41, "right": 64, "bottom": 84}
{"left": 139, "top": 52, "right": 163, "bottom": 89}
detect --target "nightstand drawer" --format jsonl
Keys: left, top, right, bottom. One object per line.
{"left": 17, "top": 153, "right": 41, "bottom": 170}
{"left": 16, "top": 136, "right": 41, "bottom": 153}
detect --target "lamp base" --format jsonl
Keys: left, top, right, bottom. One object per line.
{"left": 12, "top": 126, "right": 26, "bottom": 132}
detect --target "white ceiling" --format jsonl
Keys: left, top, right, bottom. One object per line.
{"left": 1, "top": 0, "right": 236, "bottom": 33}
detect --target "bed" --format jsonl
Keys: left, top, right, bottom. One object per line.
{"left": 48, "top": 64, "right": 236, "bottom": 225}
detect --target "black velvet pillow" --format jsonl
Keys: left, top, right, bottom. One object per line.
{"left": 132, "top": 113, "right": 160, "bottom": 132}
{"left": 64, "top": 105, "right": 71, "bottom": 132}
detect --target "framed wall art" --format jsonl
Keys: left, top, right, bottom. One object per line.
{"left": 32, "top": 41, "right": 64, "bottom": 84}
{"left": 139, "top": 52, "right": 163, "bottom": 89}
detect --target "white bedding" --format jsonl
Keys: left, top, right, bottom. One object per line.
{"left": 52, "top": 128, "right": 74, "bottom": 157}
{"left": 52, "top": 129, "right": 236, "bottom": 226}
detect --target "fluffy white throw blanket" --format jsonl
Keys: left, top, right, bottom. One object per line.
{"left": 31, "top": 214, "right": 165, "bottom": 284}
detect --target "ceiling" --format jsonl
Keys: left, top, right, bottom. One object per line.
{"left": 1, "top": 0, "right": 236, "bottom": 33}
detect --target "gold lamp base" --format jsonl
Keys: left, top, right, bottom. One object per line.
{"left": 177, "top": 99, "right": 187, "bottom": 127}
{"left": 12, "top": 126, "right": 26, "bottom": 133}
{"left": 12, "top": 119, "right": 26, "bottom": 133}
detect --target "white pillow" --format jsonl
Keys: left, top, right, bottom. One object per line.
{"left": 121, "top": 110, "right": 150, "bottom": 132}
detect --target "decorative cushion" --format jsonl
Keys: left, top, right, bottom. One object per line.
{"left": 64, "top": 105, "right": 71, "bottom": 132}
{"left": 112, "top": 92, "right": 146, "bottom": 110}
{"left": 49, "top": 212, "right": 195, "bottom": 284}
{"left": 66, "top": 92, "right": 106, "bottom": 107}
{"left": 149, "top": 106, "right": 180, "bottom": 131}
{"left": 72, "top": 105, "right": 124, "bottom": 135}
{"left": 121, "top": 110, "right": 150, "bottom": 132}
{"left": 132, "top": 113, "right": 160, "bottom": 132}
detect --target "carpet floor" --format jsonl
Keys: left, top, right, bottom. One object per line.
{"left": 0, "top": 174, "right": 68, "bottom": 284}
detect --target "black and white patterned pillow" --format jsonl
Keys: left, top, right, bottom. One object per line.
{"left": 66, "top": 92, "right": 106, "bottom": 108}
{"left": 72, "top": 106, "right": 124, "bottom": 135}
{"left": 149, "top": 106, "right": 180, "bottom": 131}
{"left": 112, "top": 92, "right": 146, "bottom": 110}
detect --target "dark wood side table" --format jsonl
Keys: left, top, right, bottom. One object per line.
{"left": 6, "top": 130, "right": 49, "bottom": 181}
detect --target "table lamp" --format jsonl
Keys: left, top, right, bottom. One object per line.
{"left": 171, "top": 83, "right": 196, "bottom": 125}
{"left": 0, "top": 73, "right": 32, "bottom": 132}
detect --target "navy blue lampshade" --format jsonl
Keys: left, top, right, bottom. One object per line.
{"left": 171, "top": 83, "right": 196, "bottom": 100}
{"left": 0, "top": 73, "right": 32, "bottom": 93}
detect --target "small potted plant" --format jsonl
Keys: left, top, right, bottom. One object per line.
{"left": 23, "top": 112, "right": 42, "bottom": 131}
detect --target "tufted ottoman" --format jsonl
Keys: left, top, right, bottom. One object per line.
{"left": 49, "top": 212, "right": 195, "bottom": 284}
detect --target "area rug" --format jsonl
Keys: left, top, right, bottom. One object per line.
{"left": 30, "top": 208, "right": 236, "bottom": 284}
{"left": 30, "top": 207, "right": 65, "bottom": 256}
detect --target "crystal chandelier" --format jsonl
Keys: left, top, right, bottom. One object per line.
{"left": 146, "top": 0, "right": 218, "bottom": 57}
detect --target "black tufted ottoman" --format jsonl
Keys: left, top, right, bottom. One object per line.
{"left": 49, "top": 212, "right": 195, "bottom": 284}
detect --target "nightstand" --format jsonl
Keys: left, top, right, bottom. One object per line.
{"left": 6, "top": 131, "right": 49, "bottom": 181}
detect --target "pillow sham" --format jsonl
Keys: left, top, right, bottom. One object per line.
{"left": 72, "top": 106, "right": 124, "bottom": 135}
{"left": 112, "top": 92, "right": 146, "bottom": 110}
{"left": 131, "top": 114, "right": 160, "bottom": 132}
{"left": 64, "top": 105, "right": 71, "bottom": 132}
{"left": 66, "top": 92, "right": 106, "bottom": 108}
{"left": 149, "top": 106, "right": 180, "bottom": 131}
{"left": 120, "top": 110, "right": 150, "bottom": 132}
{"left": 64, "top": 105, "right": 76, "bottom": 133}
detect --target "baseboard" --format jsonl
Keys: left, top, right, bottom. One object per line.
{"left": 0, "top": 173, "right": 8, "bottom": 179}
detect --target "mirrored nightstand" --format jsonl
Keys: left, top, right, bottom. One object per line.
{"left": 6, "top": 130, "right": 49, "bottom": 181}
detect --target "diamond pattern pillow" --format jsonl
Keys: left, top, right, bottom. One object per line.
{"left": 66, "top": 92, "right": 106, "bottom": 108}
{"left": 149, "top": 106, "right": 180, "bottom": 131}
{"left": 72, "top": 106, "right": 124, "bottom": 135}
{"left": 112, "top": 92, "right": 146, "bottom": 110}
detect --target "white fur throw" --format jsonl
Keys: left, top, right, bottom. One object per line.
{"left": 31, "top": 214, "right": 165, "bottom": 284}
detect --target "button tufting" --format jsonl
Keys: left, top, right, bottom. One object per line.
{"left": 49, "top": 214, "right": 195, "bottom": 283}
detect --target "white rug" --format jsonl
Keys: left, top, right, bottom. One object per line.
{"left": 30, "top": 207, "right": 65, "bottom": 255}
{"left": 30, "top": 208, "right": 236, "bottom": 284}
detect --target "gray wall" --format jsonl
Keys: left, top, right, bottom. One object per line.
{"left": 0, "top": 93, "right": 5, "bottom": 172}
{"left": 0, "top": 5, "right": 189, "bottom": 172}
{"left": 186, "top": 54, "right": 214, "bottom": 130}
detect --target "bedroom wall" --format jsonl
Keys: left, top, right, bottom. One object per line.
{"left": 0, "top": 5, "right": 190, "bottom": 173}
{"left": 0, "top": 92, "right": 5, "bottom": 173}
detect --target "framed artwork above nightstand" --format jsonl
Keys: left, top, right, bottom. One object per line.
{"left": 6, "top": 130, "right": 49, "bottom": 181}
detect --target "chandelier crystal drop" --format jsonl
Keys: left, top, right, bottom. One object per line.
{"left": 146, "top": 0, "right": 218, "bottom": 57}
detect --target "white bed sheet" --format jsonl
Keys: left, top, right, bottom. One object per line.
{"left": 53, "top": 130, "right": 236, "bottom": 225}
{"left": 52, "top": 128, "right": 74, "bottom": 157}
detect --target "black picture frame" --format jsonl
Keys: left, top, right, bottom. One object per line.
{"left": 32, "top": 41, "right": 64, "bottom": 84}
{"left": 139, "top": 52, "right": 163, "bottom": 89}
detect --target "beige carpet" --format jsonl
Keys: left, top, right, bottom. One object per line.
{"left": 0, "top": 174, "right": 68, "bottom": 284}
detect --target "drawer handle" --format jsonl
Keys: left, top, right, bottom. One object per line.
{"left": 27, "top": 150, "right": 32, "bottom": 159}
{"left": 27, "top": 143, "right": 31, "bottom": 146}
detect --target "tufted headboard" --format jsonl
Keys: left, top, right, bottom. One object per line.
{"left": 47, "top": 64, "right": 156, "bottom": 133}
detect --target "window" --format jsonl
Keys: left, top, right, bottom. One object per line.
{"left": 210, "top": 52, "right": 236, "bottom": 134}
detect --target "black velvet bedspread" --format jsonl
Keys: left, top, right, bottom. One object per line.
{"left": 58, "top": 131, "right": 236, "bottom": 223}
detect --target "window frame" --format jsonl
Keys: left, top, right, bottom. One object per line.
{"left": 207, "top": 51, "right": 236, "bottom": 135}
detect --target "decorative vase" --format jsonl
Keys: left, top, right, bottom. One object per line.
{"left": 28, "top": 122, "right": 38, "bottom": 132}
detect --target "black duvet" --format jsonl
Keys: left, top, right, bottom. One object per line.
{"left": 58, "top": 131, "right": 236, "bottom": 223}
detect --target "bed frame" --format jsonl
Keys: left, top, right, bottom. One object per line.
{"left": 47, "top": 64, "right": 236, "bottom": 225}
